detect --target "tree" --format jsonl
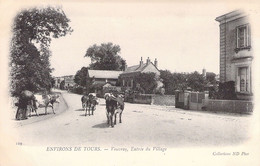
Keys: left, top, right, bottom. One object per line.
{"left": 186, "top": 71, "right": 206, "bottom": 91}
{"left": 160, "top": 70, "right": 175, "bottom": 95}
{"left": 74, "top": 67, "right": 94, "bottom": 94}
{"left": 85, "top": 43, "right": 126, "bottom": 71}
{"left": 10, "top": 6, "right": 73, "bottom": 96}
{"left": 74, "top": 67, "right": 89, "bottom": 87}
{"left": 135, "top": 73, "right": 158, "bottom": 94}
{"left": 205, "top": 72, "right": 217, "bottom": 85}
{"left": 160, "top": 70, "right": 209, "bottom": 94}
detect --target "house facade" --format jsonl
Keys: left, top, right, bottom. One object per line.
{"left": 64, "top": 75, "right": 75, "bottom": 89}
{"left": 54, "top": 75, "right": 75, "bottom": 89}
{"left": 216, "top": 10, "right": 253, "bottom": 100}
{"left": 119, "top": 57, "right": 160, "bottom": 89}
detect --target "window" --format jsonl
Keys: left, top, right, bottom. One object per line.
{"left": 239, "top": 67, "right": 249, "bottom": 92}
{"left": 236, "top": 24, "right": 250, "bottom": 51}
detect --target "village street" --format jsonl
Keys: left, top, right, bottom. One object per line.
{"left": 13, "top": 90, "right": 252, "bottom": 147}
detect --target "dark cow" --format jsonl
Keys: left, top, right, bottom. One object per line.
{"left": 104, "top": 93, "right": 125, "bottom": 127}
{"left": 15, "top": 90, "right": 38, "bottom": 120}
{"left": 83, "top": 93, "right": 98, "bottom": 116}
{"left": 81, "top": 95, "right": 89, "bottom": 110}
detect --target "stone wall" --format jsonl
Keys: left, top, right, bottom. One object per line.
{"left": 132, "top": 94, "right": 175, "bottom": 106}
{"left": 152, "top": 95, "right": 175, "bottom": 106}
{"left": 202, "top": 99, "right": 253, "bottom": 114}
{"left": 133, "top": 94, "right": 153, "bottom": 104}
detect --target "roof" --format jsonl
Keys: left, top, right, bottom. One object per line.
{"left": 123, "top": 63, "right": 147, "bottom": 73}
{"left": 215, "top": 10, "right": 247, "bottom": 23}
{"left": 88, "top": 70, "right": 123, "bottom": 79}
{"left": 121, "top": 62, "right": 159, "bottom": 75}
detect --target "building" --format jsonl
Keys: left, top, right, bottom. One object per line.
{"left": 216, "top": 10, "right": 253, "bottom": 100}
{"left": 54, "top": 76, "right": 64, "bottom": 88}
{"left": 54, "top": 75, "right": 75, "bottom": 89}
{"left": 64, "top": 75, "right": 75, "bottom": 89}
{"left": 87, "top": 70, "right": 123, "bottom": 86}
{"left": 119, "top": 57, "right": 160, "bottom": 89}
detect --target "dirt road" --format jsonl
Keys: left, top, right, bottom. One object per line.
{"left": 14, "top": 90, "right": 252, "bottom": 147}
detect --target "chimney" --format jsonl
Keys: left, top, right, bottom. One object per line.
{"left": 146, "top": 57, "right": 150, "bottom": 64}
{"left": 139, "top": 57, "right": 143, "bottom": 66}
{"left": 154, "top": 58, "right": 158, "bottom": 68}
{"left": 124, "top": 64, "right": 128, "bottom": 71}
{"left": 202, "top": 68, "right": 206, "bottom": 78}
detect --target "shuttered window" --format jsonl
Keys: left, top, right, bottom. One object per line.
{"left": 236, "top": 24, "right": 250, "bottom": 48}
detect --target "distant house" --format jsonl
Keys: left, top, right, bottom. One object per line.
{"left": 87, "top": 70, "right": 123, "bottom": 86}
{"left": 64, "top": 75, "right": 75, "bottom": 89}
{"left": 54, "top": 76, "right": 64, "bottom": 88}
{"left": 53, "top": 75, "right": 75, "bottom": 89}
{"left": 216, "top": 10, "right": 253, "bottom": 100}
{"left": 119, "top": 57, "right": 160, "bottom": 89}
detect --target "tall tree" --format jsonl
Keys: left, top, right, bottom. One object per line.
{"left": 74, "top": 67, "right": 89, "bottom": 87}
{"left": 10, "top": 6, "right": 72, "bottom": 96}
{"left": 85, "top": 43, "right": 126, "bottom": 71}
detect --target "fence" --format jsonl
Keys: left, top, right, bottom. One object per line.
{"left": 202, "top": 99, "right": 253, "bottom": 114}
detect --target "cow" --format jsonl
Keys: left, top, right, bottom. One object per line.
{"left": 15, "top": 90, "right": 38, "bottom": 120}
{"left": 34, "top": 93, "right": 60, "bottom": 115}
{"left": 89, "top": 93, "right": 99, "bottom": 105}
{"left": 104, "top": 93, "right": 125, "bottom": 127}
{"left": 81, "top": 95, "right": 89, "bottom": 110}
{"left": 113, "top": 94, "right": 124, "bottom": 125}
{"left": 84, "top": 93, "right": 98, "bottom": 116}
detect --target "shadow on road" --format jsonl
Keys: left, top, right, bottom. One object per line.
{"left": 75, "top": 109, "right": 84, "bottom": 111}
{"left": 92, "top": 122, "right": 109, "bottom": 128}
{"left": 79, "top": 114, "right": 95, "bottom": 116}
{"left": 29, "top": 113, "right": 51, "bottom": 117}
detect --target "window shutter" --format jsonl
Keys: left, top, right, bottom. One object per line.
{"left": 248, "top": 25, "right": 251, "bottom": 46}
{"left": 246, "top": 25, "right": 248, "bottom": 47}
{"left": 236, "top": 27, "right": 239, "bottom": 48}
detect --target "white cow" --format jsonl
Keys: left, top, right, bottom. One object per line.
{"left": 34, "top": 94, "right": 60, "bottom": 115}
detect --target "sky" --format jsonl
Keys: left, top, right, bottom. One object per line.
{"left": 47, "top": 2, "right": 242, "bottom": 77}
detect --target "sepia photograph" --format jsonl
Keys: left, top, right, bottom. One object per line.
{"left": 0, "top": 0, "right": 259, "bottom": 165}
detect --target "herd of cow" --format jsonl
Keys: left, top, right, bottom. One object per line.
{"left": 14, "top": 90, "right": 125, "bottom": 128}
{"left": 81, "top": 92, "right": 125, "bottom": 128}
